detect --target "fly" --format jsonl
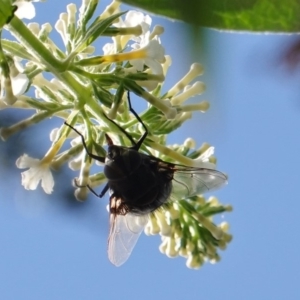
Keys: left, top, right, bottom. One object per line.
{"left": 64, "top": 92, "right": 227, "bottom": 266}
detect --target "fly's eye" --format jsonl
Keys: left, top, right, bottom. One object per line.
{"left": 107, "top": 146, "right": 120, "bottom": 160}
{"left": 107, "top": 150, "right": 113, "bottom": 159}
{"left": 107, "top": 149, "right": 115, "bottom": 159}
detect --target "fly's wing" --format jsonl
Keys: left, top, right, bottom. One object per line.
{"left": 108, "top": 212, "right": 149, "bottom": 267}
{"left": 171, "top": 167, "right": 228, "bottom": 200}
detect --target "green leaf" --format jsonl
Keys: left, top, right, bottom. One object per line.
{"left": 77, "top": 0, "right": 99, "bottom": 32}
{"left": 74, "top": 12, "right": 126, "bottom": 53}
{"left": 0, "top": 1, "right": 17, "bottom": 29}
{"left": 2, "top": 39, "right": 35, "bottom": 61}
{"left": 26, "top": 98, "right": 60, "bottom": 111}
{"left": 120, "top": 0, "right": 300, "bottom": 32}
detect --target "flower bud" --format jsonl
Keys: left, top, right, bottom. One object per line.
{"left": 165, "top": 237, "right": 179, "bottom": 258}
{"left": 145, "top": 214, "right": 160, "bottom": 235}
{"left": 74, "top": 186, "right": 89, "bottom": 201}
{"left": 186, "top": 253, "right": 202, "bottom": 269}
{"left": 155, "top": 209, "right": 172, "bottom": 236}
{"left": 159, "top": 237, "right": 168, "bottom": 254}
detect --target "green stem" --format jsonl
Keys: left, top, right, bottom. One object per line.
{"left": 8, "top": 16, "right": 64, "bottom": 71}
{"left": 7, "top": 16, "right": 92, "bottom": 108}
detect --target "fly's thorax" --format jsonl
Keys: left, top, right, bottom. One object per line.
{"left": 109, "top": 156, "right": 174, "bottom": 215}
{"left": 104, "top": 145, "right": 142, "bottom": 180}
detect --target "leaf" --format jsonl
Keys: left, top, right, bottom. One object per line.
{"left": 74, "top": 12, "right": 126, "bottom": 53}
{"left": 2, "top": 40, "right": 35, "bottom": 61}
{"left": 0, "top": 2, "right": 17, "bottom": 28}
{"left": 120, "top": 0, "right": 300, "bottom": 33}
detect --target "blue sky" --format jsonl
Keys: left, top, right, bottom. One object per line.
{"left": 0, "top": 1, "right": 299, "bottom": 299}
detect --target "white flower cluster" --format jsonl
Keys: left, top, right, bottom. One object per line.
{"left": 0, "top": 0, "right": 230, "bottom": 268}
{"left": 145, "top": 197, "right": 232, "bottom": 269}
{"left": 1, "top": 2, "right": 209, "bottom": 195}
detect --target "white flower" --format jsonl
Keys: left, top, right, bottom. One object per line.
{"left": 192, "top": 147, "right": 216, "bottom": 169}
{"left": 144, "top": 214, "right": 160, "bottom": 235}
{"left": 55, "top": 15, "right": 68, "bottom": 46}
{"left": 109, "top": 11, "right": 152, "bottom": 50}
{"left": 130, "top": 38, "right": 165, "bottom": 74}
{"left": 184, "top": 138, "right": 196, "bottom": 149}
{"left": 114, "top": 10, "right": 151, "bottom": 38}
{"left": 186, "top": 254, "right": 202, "bottom": 269}
{"left": 14, "top": 0, "right": 40, "bottom": 20}
{"left": 165, "top": 236, "right": 179, "bottom": 258}
{"left": 10, "top": 73, "right": 29, "bottom": 95}
{"left": 0, "top": 76, "right": 16, "bottom": 105}
{"left": 117, "top": 10, "right": 151, "bottom": 35}
{"left": 16, "top": 154, "right": 54, "bottom": 194}
{"left": 153, "top": 209, "right": 172, "bottom": 236}
{"left": 0, "top": 58, "right": 29, "bottom": 103}
{"left": 166, "top": 63, "right": 204, "bottom": 98}
{"left": 102, "top": 42, "right": 116, "bottom": 55}
{"left": 170, "top": 81, "right": 206, "bottom": 105}
{"left": 49, "top": 128, "right": 60, "bottom": 142}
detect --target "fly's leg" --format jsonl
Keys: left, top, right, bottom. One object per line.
{"left": 73, "top": 179, "right": 109, "bottom": 198}
{"left": 99, "top": 183, "right": 109, "bottom": 197}
{"left": 65, "top": 122, "right": 108, "bottom": 197}
{"left": 126, "top": 91, "right": 148, "bottom": 151}
{"left": 64, "top": 121, "right": 105, "bottom": 163}
{"left": 101, "top": 91, "right": 149, "bottom": 150}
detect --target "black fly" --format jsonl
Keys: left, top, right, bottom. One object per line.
{"left": 64, "top": 93, "right": 227, "bottom": 266}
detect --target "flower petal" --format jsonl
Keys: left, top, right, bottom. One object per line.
{"left": 16, "top": 154, "right": 54, "bottom": 194}
{"left": 41, "top": 169, "right": 54, "bottom": 194}
{"left": 14, "top": 1, "right": 36, "bottom": 19}
{"left": 16, "top": 154, "right": 39, "bottom": 168}
{"left": 11, "top": 73, "right": 29, "bottom": 96}
{"left": 21, "top": 168, "right": 40, "bottom": 190}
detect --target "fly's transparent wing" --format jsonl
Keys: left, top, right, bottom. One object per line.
{"left": 171, "top": 167, "right": 228, "bottom": 200}
{"left": 108, "top": 212, "right": 149, "bottom": 267}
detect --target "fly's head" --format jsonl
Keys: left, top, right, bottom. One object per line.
{"left": 104, "top": 143, "right": 142, "bottom": 180}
